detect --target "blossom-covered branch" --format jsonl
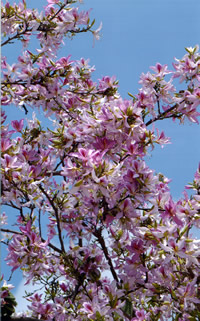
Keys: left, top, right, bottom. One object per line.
{"left": 1, "top": 0, "right": 200, "bottom": 320}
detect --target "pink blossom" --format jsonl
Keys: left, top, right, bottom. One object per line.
{"left": 0, "top": 212, "right": 8, "bottom": 226}
{"left": 70, "top": 147, "right": 103, "bottom": 167}
{"left": 82, "top": 302, "right": 94, "bottom": 318}
{"left": 93, "top": 136, "right": 116, "bottom": 151}
{"left": 54, "top": 55, "right": 72, "bottom": 70}
{"left": 11, "top": 119, "right": 24, "bottom": 132}
{"left": 92, "top": 22, "right": 103, "bottom": 47}
{"left": 1, "top": 154, "right": 21, "bottom": 172}
{"left": 155, "top": 128, "right": 171, "bottom": 147}
{"left": 1, "top": 138, "right": 13, "bottom": 152}
{"left": 131, "top": 309, "right": 147, "bottom": 321}
{"left": 150, "top": 62, "right": 172, "bottom": 77}
{"left": 44, "top": 0, "right": 59, "bottom": 10}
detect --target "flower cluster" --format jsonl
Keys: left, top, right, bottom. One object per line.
{"left": 1, "top": 0, "right": 200, "bottom": 320}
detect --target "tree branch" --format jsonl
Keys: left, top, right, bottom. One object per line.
{"left": 145, "top": 103, "right": 181, "bottom": 126}
{"left": 1, "top": 228, "right": 22, "bottom": 235}
{"left": 49, "top": 3, "right": 68, "bottom": 21}
{"left": 2, "top": 317, "right": 44, "bottom": 321}
{"left": 38, "top": 184, "right": 66, "bottom": 253}
{"left": 93, "top": 228, "right": 119, "bottom": 283}
{"left": 1, "top": 26, "right": 30, "bottom": 47}
{"left": 0, "top": 228, "right": 63, "bottom": 254}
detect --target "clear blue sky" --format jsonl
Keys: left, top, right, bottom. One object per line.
{"left": 2, "top": 0, "right": 200, "bottom": 311}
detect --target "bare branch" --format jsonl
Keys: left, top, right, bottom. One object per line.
{"left": 93, "top": 228, "right": 119, "bottom": 283}
{"left": 1, "top": 228, "right": 22, "bottom": 235}
{"left": 2, "top": 317, "right": 44, "bottom": 321}
{"left": 145, "top": 103, "right": 181, "bottom": 126}
{"left": 38, "top": 184, "right": 66, "bottom": 253}
{"left": 38, "top": 208, "right": 42, "bottom": 239}
{"left": 49, "top": 3, "right": 68, "bottom": 21}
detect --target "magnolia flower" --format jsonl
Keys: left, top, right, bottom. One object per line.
{"left": 92, "top": 22, "right": 103, "bottom": 47}
{"left": 11, "top": 119, "right": 24, "bottom": 132}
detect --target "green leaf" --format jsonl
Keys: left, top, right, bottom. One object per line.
{"left": 74, "top": 179, "right": 83, "bottom": 187}
{"left": 121, "top": 298, "right": 134, "bottom": 318}
{"left": 90, "top": 19, "right": 96, "bottom": 27}
{"left": 1, "top": 291, "right": 17, "bottom": 317}
{"left": 128, "top": 92, "right": 136, "bottom": 102}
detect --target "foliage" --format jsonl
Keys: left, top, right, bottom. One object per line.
{"left": 1, "top": 278, "right": 17, "bottom": 318}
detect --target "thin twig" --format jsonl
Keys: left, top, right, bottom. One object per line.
{"left": 38, "top": 209, "right": 42, "bottom": 238}
{"left": 0, "top": 228, "right": 63, "bottom": 254}
{"left": 1, "top": 228, "right": 22, "bottom": 235}
{"left": 49, "top": 3, "right": 67, "bottom": 21}
{"left": 157, "top": 97, "right": 161, "bottom": 114}
{"left": 1, "top": 25, "right": 30, "bottom": 47}
{"left": 145, "top": 103, "right": 180, "bottom": 126}
{"left": 93, "top": 228, "right": 119, "bottom": 283}
{"left": 39, "top": 184, "right": 65, "bottom": 253}
{"left": 2, "top": 317, "right": 45, "bottom": 321}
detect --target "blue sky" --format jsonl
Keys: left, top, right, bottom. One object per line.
{"left": 2, "top": 0, "right": 200, "bottom": 312}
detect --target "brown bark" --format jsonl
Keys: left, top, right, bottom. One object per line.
{"left": 2, "top": 317, "right": 44, "bottom": 321}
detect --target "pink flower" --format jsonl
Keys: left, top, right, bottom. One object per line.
{"left": 55, "top": 55, "right": 72, "bottom": 70}
{"left": 126, "top": 239, "right": 144, "bottom": 263}
{"left": 177, "top": 278, "right": 200, "bottom": 309}
{"left": 11, "top": 119, "right": 24, "bottom": 132}
{"left": 93, "top": 136, "right": 116, "bottom": 151}
{"left": 81, "top": 298, "right": 109, "bottom": 319}
{"left": 1, "top": 110, "right": 7, "bottom": 124}
{"left": 92, "top": 22, "right": 103, "bottom": 47}
{"left": 0, "top": 212, "right": 8, "bottom": 225}
{"left": 47, "top": 0, "right": 59, "bottom": 4}
{"left": 28, "top": 165, "right": 42, "bottom": 179}
{"left": 70, "top": 148, "right": 102, "bottom": 167}
{"left": 45, "top": 0, "right": 59, "bottom": 10}
{"left": 19, "top": 220, "right": 32, "bottom": 236}
{"left": 150, "top": 62, "right": 172, "bottom": 77}
{"left": 1, "top": 138, "right": 12, "bottom": 152}
{"left": 131, "top": 309, "right": 147, "bottom": 321}
{"left": 161, "top": 197, "right": 183, "bottom": 226}
{"left": 156, "top": 129, "right": 171, "bottom": 147}
{"left": 1, "top": 154, "right": 21, "bottom": 172}
{"left": 82, "top": 302, "right": 94, "bottom": 318}
{"left": 59, "top": 282, "right": 68, "bottom": 292}
{"left": 61, "top": 158, "right": 80, "bottom": 178}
